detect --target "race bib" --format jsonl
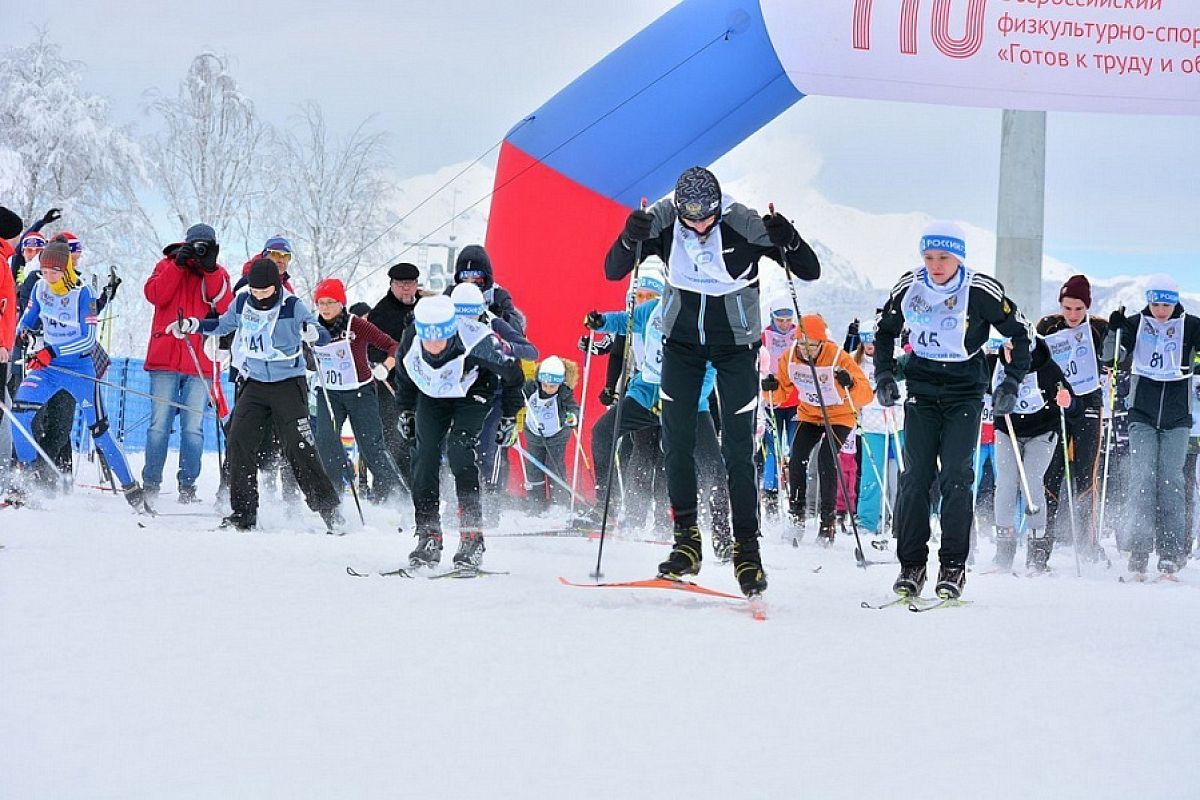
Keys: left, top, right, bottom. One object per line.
{"left": 902, "top": 268, "right": 971, "bottom": 362}
{"left": 1044, "top": 326, "right": 1100, "bottom": 395}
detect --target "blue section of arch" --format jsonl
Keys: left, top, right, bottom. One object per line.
{"left": 504, "top": 0, "right": 803, "bottom": 208}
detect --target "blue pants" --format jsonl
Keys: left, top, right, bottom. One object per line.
{"left": 761, "top": 406, "right": 797, "bottom": 492}
{"left": 13, "top": 360, "right": 134, "bottom": 487}
{"left": 142, "top": 370, "right": 209, "bottom": 491}
{"left": 857, "top": 430, "right": 904, "bottom": 533}
{"left": 972, "top": 442, "right": 995, "bottom": 494}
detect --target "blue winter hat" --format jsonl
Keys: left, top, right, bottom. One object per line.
{"left": 636, "top": 273, "right": 664, "bottom": 295}
{"left": 263, "top": 236, "right": 292, "bottom": 254}
{"left": 185, "top": 223, "right": 216, "bottom": 244}
{"left": 413, "top": 295, "right": 458, "bottom": 341}
{"left": 858, "top": 331, "right": 875, "bottom": 345}
{"left": 1145, "top": 274, "right": 1179, "bottom": 306}
{"left": 920, "top": 221, "right": 967, "bottom": 262}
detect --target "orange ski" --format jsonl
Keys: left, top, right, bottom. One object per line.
{"left": 559, "top": 576, "right": 743, "bottom": 601}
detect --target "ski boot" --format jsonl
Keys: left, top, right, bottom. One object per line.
{"left": 1026, "top": 529, "right": 1052, "bottom": 575}
{"left": 453, "top": 531, "right": 486, "bottom": 569}
{"left": 935, "top": 562, "right": 967, "bottom": 599}
{"left": 893, "top": 563, "right": 927, "bottom": 598}
{"left": 762, "top": 489, "right": 779, "bottom": 518}
{"left": 992, "top": 527, "right": 1017, "bottom": 571}
{"left": 712, "top": 526, "right": 734, "bottom": 564}
{"left": 122, "top": 482, "right": 154, "bottom": 514}
{"left": 320, "top": 506, "right": 347, "bottom": 536}
{"left": 1157, "top": 556, "right": 1179, "bottom": 579}
{"left": 786, "top": 507, "right": 805, "bottom": 548}
{"left": 220, "top": 512, "right": 256, "bottom": 531}
{"left": 658, "top": 522, "right": 703, "bottom": 578}
{"left": 733, "top": 540, "right": 768, "bottom": 597}
{"left": 177, "top": 485, "right": 201, "bottom": 505}
{"left": 409, "top": 530, "right": 444, "bottom": 569}
{"left": 817, "top": 520, "right": 836, "bottom": 548}
{"left": 1127, "top": 551, "right": 1149, "bottom": 581}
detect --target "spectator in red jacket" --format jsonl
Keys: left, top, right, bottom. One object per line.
{"left": 310, "top": 277, "right": 405, "bottom": 503}
{"left": 0, "top": 206, "right": 22, "bottom": 401}
{"left": 142, "top": 223, "right": 233, "bottom": 503}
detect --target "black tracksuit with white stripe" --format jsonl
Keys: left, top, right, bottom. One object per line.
{"left": 604, "top": 201, "right": 820, "bottom": 545}
{"left": 874, "top": 267, "right": 1031, "bottom": 569}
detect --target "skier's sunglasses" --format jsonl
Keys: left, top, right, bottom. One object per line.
{"left": 266, "top": 249, "right": 291, "bottom": 261}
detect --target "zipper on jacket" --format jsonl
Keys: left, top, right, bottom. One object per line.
{"left": 1157, "top": 380, "right": 1165, "bottom": 429}
{"left": 698, "top": 294, "right": 707, "bottom": 346}
{"left": 735, "top": 294, "right": 748, "bottom": 332}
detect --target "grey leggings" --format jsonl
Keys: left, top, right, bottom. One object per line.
{"left": 994, "top": 429, "right": 1056, "bottom": 529}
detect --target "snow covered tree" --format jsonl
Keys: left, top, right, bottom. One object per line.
{"left": 144, "top": 52, "right": 271, "bottom": 256}
{"left": 265, "top": 104, "right": 395, "bottom": 297}
{"left": 0, "top": 29, "right": 154, "bottom": 354}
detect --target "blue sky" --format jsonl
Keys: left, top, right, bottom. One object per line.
{"left": 7, "top": 0, "right": 1198, "bottom": 289}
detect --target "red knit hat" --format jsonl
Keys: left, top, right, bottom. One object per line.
{"left": 314, "top": 278, "right": 347, "bottom": 306}
{"left": 1058, "top": 274, "right": 1091, "bottom": 308}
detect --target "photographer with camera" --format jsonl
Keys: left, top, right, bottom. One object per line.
{"left": 142, "top": 223, "right": 233, "bottom": 504}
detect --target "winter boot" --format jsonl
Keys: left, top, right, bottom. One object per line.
{"left": 658, "top": 522, "right": 703, "bottom": 578}
{"left": 453, "top": 531, "right": 486, "bottom": 569}
{"left": 220, "top": 512, "right": 256, "bottom": 531}
{"left": 817, "top": 519, "right": 836, "bottom": 548}
{"left": 733, "top": 540, "right": 768, "bottom": 597}
{"left": 762, "top": 489, "right": 779, "bottom": 518}
{"left": 787, "top": 506, "right": 805, "bottom": 547}
{"left": 1127, "top": 551, "right": 1149, "bottom": 579}
{"left": 409, "top": 530, "right": 444, "bottom": 569}
{"left": 320, "top": 506, "right": 347, "bottom": 535}
{"left": 1026, "top": 529, "right": 1053, "bottom": 574}
{"left": 1157, "top": 556, "right": 1179, "bottom": 577}
{"left": 177, "top": 485, "right": 200, "bottom": 505}
{"left": 935, "top": 562, "right": 967, "bottom": 599}
{"left": 992, "top": 527, "right": 1017, "bottom": 570}
{"left": 122, "top": 483, "right": 153, "bottom": 514}
{"left": 712, "top": 525, "right": 734, "bottom": 564}
{"left": 893, "top": 563, "right": 927, "bottom": 598}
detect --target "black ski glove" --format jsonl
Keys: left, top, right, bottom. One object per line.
{"left": 847, "top": 318, "right": 860, "bottom": 339}
{"left": 41, "top": 207, "right": 62, "bottom": 226}
{"left": 398, "top": 411, "right": 415, "bottom": 440}
{"left": 496, "top": 417, "right": 518, "bottom": 447}
{"left": 598, "top": 386, "right": 617, "bottom": 406}
{"left": 1108, "top": 306, "right": 1126, "bottom": 332}
{"left": 174, "top": 243, "right": 196, "bottom": 267}
{"left": 761, "top": 374, "right": 780, "bottom": 392}
{"left": 993, "top": 378, "right": 1020, "bottom": 417}
{"left": 583, "top": 310, "right": 605, "bottom": 331}
{"left": 578, "top": 333, "right": 613, "bottom": 356}
{"left": 196, "top": 241, "right": 220, "bottom": 273}
{"left": 621, "top": 208, "right": 654, "bottom": 245}
{"left": 835, "top": 369, "right": 854, "bottom": 389}
{"left": 875, "top": 373, "right": 901, "bottom": 407}
{"left": 762, "top": 211, "right": 797, "bottom": 249}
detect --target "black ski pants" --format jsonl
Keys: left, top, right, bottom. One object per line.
{"left": 1043, "top": 393, "right": 1102, "bottom": 546}
{"left": 411, "top": 394, "right": 488, "bottom": 535}
{"left": 227, "top": 377, "right": 339, "bottom": 519}
{"left": 661, "top": 340, "right": 759, "bottom": 542}
{"left": 788, "top": 421, "right": 852, "bottom": 527}
{"left": 524, "top": 428, "right": 571, "bottom": 509}
{"left": 894, "top": 394, "right": 982, "bottom": 567}
{"left": 591, "top": 396, "right": 661, "bottom": 496}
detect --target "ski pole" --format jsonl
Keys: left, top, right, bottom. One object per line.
{"left": 306, "top": 343, "right": 365, "bottom": 527}
{"left": 0, "top": 399, "right": 68, "bottom": 490}
{"left": 1097, "top": 327, "right": 1121, "bottom": 545}
{"left": 177, "top": 310, "right": 226, "bottom": 476}
{"left": 570, "top": 331, "right": 595, "bottom": 514}
{"left": 1002, "top": 415, "right": 1041, "bottom": 517}
{"left": 592, "top": 197, "right": 647, "bottom": 580}
{"left": 512, "top": 441, "right": 588, "bottom": 506}
{"left": 42, "top": 363, "right": 220, "bottom": 417}
{"left": 774, "top": 203, "right": 869, "bottom": 568}
{"left": 1058, "top": 384, "right": 1082, "bottom": 577}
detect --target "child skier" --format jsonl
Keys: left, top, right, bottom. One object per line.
{"left": 520, "top": 356, "right": 580, "bottom": 513}
{"left": 758, "top": 296, "right": 798, "bottom": 518}
{"left": 772, "top": 314, "right": 872, "bottom": 546}
{"left": 395, "top": 295, "right": 524, "bottom": 571}
{"left": 173, "top": 258, "right": 343, "bottom": 531}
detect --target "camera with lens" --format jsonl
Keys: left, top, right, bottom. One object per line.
{"left": 192, "top": 241, "right": 210, "bottom": 258}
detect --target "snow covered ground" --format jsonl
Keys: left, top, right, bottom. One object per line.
{"left": 2, "top": 455, "right": 1197, "bottom": 799}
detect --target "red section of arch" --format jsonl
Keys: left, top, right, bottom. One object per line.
{"left": 485, "top": 141, "right": 635, "bottom": 501}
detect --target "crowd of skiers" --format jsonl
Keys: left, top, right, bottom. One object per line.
{"left": 2, "top": 166, "right": 1196, "bottom": 596}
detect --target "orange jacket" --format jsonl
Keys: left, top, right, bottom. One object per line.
{"left": 776, "top": 340, "right": 873, "bottom": 427}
